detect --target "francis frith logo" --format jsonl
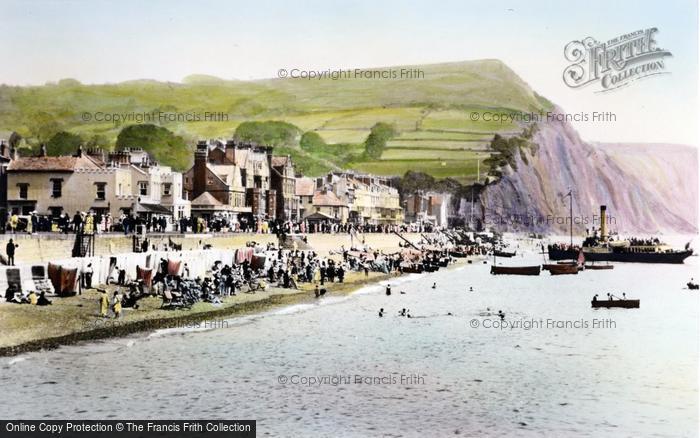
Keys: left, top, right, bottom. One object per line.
{"left": 563, "top": 28, "right": 672, "bottom": 92}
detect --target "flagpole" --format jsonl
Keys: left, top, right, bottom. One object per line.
{"left": 569, "top": 189, "right": 573, "bottom": 248}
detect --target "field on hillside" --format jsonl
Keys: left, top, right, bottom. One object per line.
{"left": 0, "top": 60, "right": 550, "bottom": 180}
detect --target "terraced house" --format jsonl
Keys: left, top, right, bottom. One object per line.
{"left": 302, "top": 172, "right": 403, "bottom": 225}
{"left": 6, "top": 146, "right": 190, "bottom": 223}
{"left": 183, "top": 139, "right": 298, "bottom": 223}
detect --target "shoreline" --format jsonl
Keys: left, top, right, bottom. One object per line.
{"left": 0, "top": 267, "right": 431, "bottom": 357}
{"left": 0, "top": 232, "right": 436, "bottom": 357}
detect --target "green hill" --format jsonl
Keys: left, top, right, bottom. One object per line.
{"left": 0, "top": 59, "right": 551, "bottom": 181}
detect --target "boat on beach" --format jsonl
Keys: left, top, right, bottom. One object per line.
{"left": 493, "top": 249, "right": 516, "bottom": 258}
{"left": 401, "top": 264, "right": 424, "bottom": 274}
{"left": 591, "top": 299, "right": 640, "bottom": 308}
{"left": 490, "top": 265, "right": 541, "bottom": 275}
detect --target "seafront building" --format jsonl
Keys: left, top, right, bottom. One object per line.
{"left": 182, "top": 139, "right": 298, "bottom": 224}
{"left": 296, "top": 172, "right": 404, "bottom": 225}
{"left": 1, "top": 136, "right": 416, "bottom": 231}
{"left": 404, "top": 192, "right": 450, "bottom": 227}
{"left": 5, "top": 145, "right": 191, "bottom": 225}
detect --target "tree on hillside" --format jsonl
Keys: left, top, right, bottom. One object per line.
{"left": 116, "top": 124, "right": 191, "bottom": 171}
{"left": 46, "top": 131, "right": 83, "bottom": 156}
{"left": 364, "top": 122, "right": 396, "bottom": 160}
{"left": 27, "top": 111, "right": 62, "bottom": 145}
{"left": 233, "top": 121, "right": 301, "bottom": 148}
{"left": 300, "top": 131, "right": 326, "bottom": 151}
{"left": 86, "top": 134, "right": 110, "bottom": 149}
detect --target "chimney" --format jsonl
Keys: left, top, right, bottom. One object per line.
{"left": 225, "top": 139, "right": 237, "bottom": 165}
{"left": 39, "top": 143, "right": 47, "bottom": 157}
{"left": 266, "top": 146, "right": 273, "bottom": 173}
{"left": 86, "top": 147, "right": 105, "bottom": 163}
{"left": 600, "top": 205, "right": 607, "bottom": 239}
{"left": 316, "top": 178, "right": 323, "bottom": 189}
{"left": 193, "top": 140, "right": 209, "bottom": 199}
{"left": 75, "top": 145, "right": 83, "bottom": 157}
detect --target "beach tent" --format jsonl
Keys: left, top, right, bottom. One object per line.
{"left": 136, "top": 266, "right": 153, "bottom": 290}
{"left": 167, "top": 259, "right": 182, "bottom": 276}
{"left": 47, "top": 263, "right": 78, "bottom": 296}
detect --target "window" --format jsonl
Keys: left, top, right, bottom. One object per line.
{"left": 17, "top": 183, "right": 28, "bottom": 200}
{"left": 162, "top": 183, "right": 172, "bottom": 196}
{"left": 95, "top": 182, "right": 106, "bottom": 200}
{"left": 139, "top": 181, "right": 148, "bottom": 196}
{"left": 49, "top": 207, "right": 62, "bottom": 218}
{"left": 51, "top": 179, "right": 62, "bottom": 198}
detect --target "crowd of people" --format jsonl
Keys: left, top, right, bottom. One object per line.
{"left": 4, "top": 210, "right": 436, "bottom": 237}
{"left": 4, "top": 285, "right": 52, "bottom": 306}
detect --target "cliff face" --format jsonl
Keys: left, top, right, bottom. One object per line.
{"left": 478, "top": 111, "right": 698, "bottom": 234}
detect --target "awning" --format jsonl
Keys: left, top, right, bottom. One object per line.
{"left": 305, "top": 212, "right": 340, "bottom": 222}
{"left": 135, "top": 203, "right": 172, "bottom": 215}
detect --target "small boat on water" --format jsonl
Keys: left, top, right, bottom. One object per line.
{"left": 585, "top": 264, "right": 614, "bottom": 270}
{"left": 543, "top": 264, "right": 579, "bottom": 275}
{"left": 490, "top": 265, "right": 541, "bottom": 275}
{"left": 591, "top": 299, "right": 640, "bottom": 308}
{"left": 493, "top": 250, "right": 516, "bottom": 258}
{"left": 688, "top": 282, "right": 699, "bottom": 290}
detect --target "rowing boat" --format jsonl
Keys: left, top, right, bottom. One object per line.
{"left": 591, "top": 299, "right": 639, "bottom": 308}
{"left": 490, "top": 265, "right": 540, "bottom": 275}
{"left": 585, "top": 264, "right": 614, "bottom": 270}
{"left": 544, "top": 264, "right": 579, "bottom": 275}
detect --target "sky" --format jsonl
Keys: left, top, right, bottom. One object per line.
{"left": 1, "top": 0, "right": 698, "bottom": 145}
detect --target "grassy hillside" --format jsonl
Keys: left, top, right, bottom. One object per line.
{"left": 0, "top": 59, "right": 551, "bottom": 181}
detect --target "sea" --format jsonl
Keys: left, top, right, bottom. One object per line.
{"left": 1, "top": 238, "right": 698, "bottom": 437}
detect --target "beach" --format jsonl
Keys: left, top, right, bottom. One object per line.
{"left": 0, "top": 232, "right": 451, "bottom": 355}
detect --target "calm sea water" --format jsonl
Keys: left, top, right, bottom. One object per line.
{"left": 2, "top": 242, "right": 698, "bottom": 437}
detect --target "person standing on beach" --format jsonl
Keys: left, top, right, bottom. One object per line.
{"left": 113, "top": 291, "right": 122, "bottom": 318}
{"left": 99, "top": 289, "right": 109, "bottom": 317}
{"left": 82, "top": 263, "right": 94, "bottom": 289}
{"left": 6, "top": 238, "right": 18, "bottom": 265}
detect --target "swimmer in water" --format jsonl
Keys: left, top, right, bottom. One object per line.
{"left": 432, "top": 282, "right": 436, "bottom": 289}
{"left": 497, "top": 310, "right": 505, "bottom": 320}
{"left": 469, "top": 286, "right": 474, "bottom": 292}
{"left": 399, "top": 308, "right": 406, "bottom": 316}
{"left": 378, "top": 308, "right": 384, "bottom": 317}
{"left": 386, "top": 285, "right": 391, "bottom": 296}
